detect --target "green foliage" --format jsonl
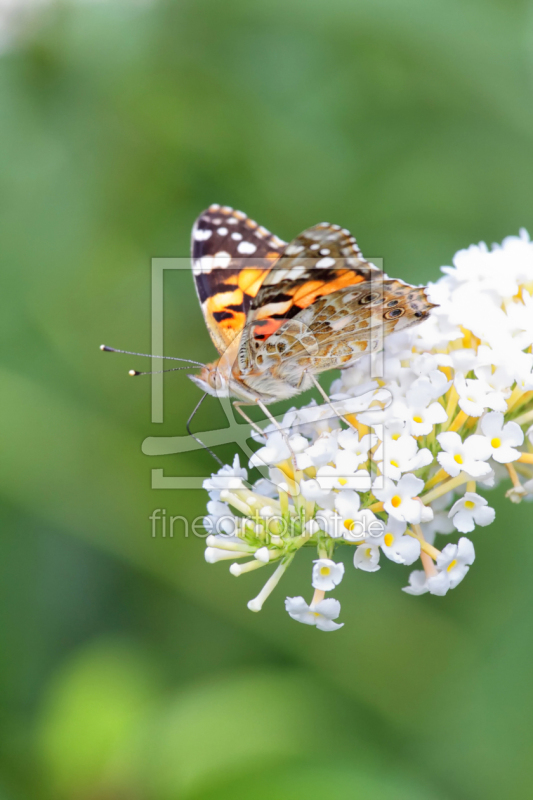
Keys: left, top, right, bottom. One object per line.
{"left": 1, "top": 0, "right": 533, "bottom": 798}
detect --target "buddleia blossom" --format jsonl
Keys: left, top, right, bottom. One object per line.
{"left": 202, "top": 231, "right": 533, "bottom": 631}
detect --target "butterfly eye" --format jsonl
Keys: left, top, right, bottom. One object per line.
{"left": 360, "top": 292, "right": 381, "bottom": 305}
{"left": 384, "top": 307, "right": 405, "bottom": 320}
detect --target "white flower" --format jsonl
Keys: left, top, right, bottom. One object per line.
{"left": 315, "top": 508, "right": 344, "bottom": 539}
{"left": 448, "top": 492, "right": 495, "bottom": 533}
{"left": 373, "top": 474, "right": 431, "bottom": 524}
{"left": 316, "top": 451, "right": 371, "bottom": 491}
{"left": 295, "top": 431, "right": 338, "bottom": 470}
{"left": 454, "top": 374, "right": 507, "bottom": 417}
{"left": 249, "top": 431, "right": 308, "bottom": 467}
{"left": 477, "top": 341, "right": 533, "bottom": 390}
{"left": 337, "top": 430, "right": 377, "bottom": 467}
{"left": 480, "top": 411, "right": 524, "bottom": 463}
{"left": 285, "top": 596, "right": 344, "bottom": 631}
{"left": 372, "top": 516, "right": 421, "bottom": 565}
{"left": 393, "top": 388, "right": 447, "bottom": 435}
{"left": 411, "top": 370, "right": 452, "bottom": 401}
{"left": 474, "top": 364, "right": 513, "bottom": 400}
{"left": 375, "top": 434, "right": 433, "bottom": 480}
{"left": 402, "top": 570, "right": 450, "bottom": 596}
{"left": 204, "top": 500, "right": 237, "bottom": 536}
{"left": 354, "top": 543, "right": 381, "bottom": 572}
{"left": 312, "top": 559, "right": 345, "bottom": 591}
{"left": 300, "top": 478, "right": 336, "bottom": 511}
{"left": 254, "top": 547, "right": 271, "bottom": 563}
{"left": 295, "top": 400, "right": 341, "bottom": 438}
{"left": 205, "top": 547, "right": 248, "bottom": 563}
{"left": 527, "top": 425, "right": 533, "bottom": 447}
{"left": 436, "top": 431, "right": 492, "bottom": 478}
{"left": 436, "top": 537, "right": 475, "bottom": 589}
{"left": 333, "top": 491, "right": 381, "bottom": 542}
{"left": 203, "top": 454, "right": 247, "bottom": 497}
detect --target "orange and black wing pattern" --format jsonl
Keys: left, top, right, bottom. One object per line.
{"left": 191, "top": 205, "right": 286, "bottom": 354}
{"left": 245, "top": 222, "right": 381, "bottom": 343}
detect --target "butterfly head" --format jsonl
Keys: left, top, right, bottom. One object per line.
{"left": 188, "top": 360, "right": 232, "bottom": 398}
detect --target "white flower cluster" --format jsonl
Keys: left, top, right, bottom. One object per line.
{"left": 203, "top": 231, "right": 533, "bottom": 631}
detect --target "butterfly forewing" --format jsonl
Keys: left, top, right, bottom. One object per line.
{"left": 191, "top": 204, "right": 286, "bottom": 353}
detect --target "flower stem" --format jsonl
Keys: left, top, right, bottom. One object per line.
{"left": 518, "top": 452, "right": 533, "bottom": 464}
{"left": 420, "top": 472, "right": 470, "bottom": 505}
{"left": 448, "top": 409, "right": 469, "bottom": 433}
{"left": 513, "top": 408, "right": 533, "bottom": 427}
{"left": 441, "top": 385, "right": 459, "bottom": 430}
{"left": 310, "top": 588, "right": 325, "bottom": 606}
{"left": 421, "top": 550, "right": 438, "bottom": 576}
{"left": 408, "top": 524, "right": 441, "bottom": 561}
{"left": 505, "top": 462, "right": 522, "bottom": 488}
{"left": 424, "top": 467, "right": 448, "bottom": 491}
{"left": 247, "top": 555, "right": 295, "bottom": 612}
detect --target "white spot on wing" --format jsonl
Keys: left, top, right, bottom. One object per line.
{"left": 217, "top": 227, "right": 228, "bottom": 236}
{"left": 286, "top": 266, "right": 307, "bottom": 279}
{"left": 286, "top": 244, "right": 305, "bottom": 255}
{"left": 316, "top": 256, "right": 335, "bottom": 267}
{"left": 231, "top": 232, "right": 243, "bottom": 240}
{"left": 213, "top": 251, "right": 231, "bottom": 268}
{"left": 193, "top": 255, "right": 214, "bottom": 274}
{"left": 319, "top": 248, "right": 330, "bottom": 255}
{"left": 237, "top": 241, "right": 257, "bottom": 255}
{"left": 194, "top": 228, "right": 212, "bottom": 241}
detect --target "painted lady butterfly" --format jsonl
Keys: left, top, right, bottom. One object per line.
{"left": 189, "top": 204, "right": 436, "bottom": 420}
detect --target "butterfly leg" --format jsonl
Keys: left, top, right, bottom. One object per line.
{"left": 233, "top": 402, "right": 268, "bottom": 439}
{"left": 305, "top": 372, "right": 358, "bottom": 432}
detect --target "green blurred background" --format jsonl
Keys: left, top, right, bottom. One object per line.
{"left": 2, "top": 0, "right": 533, "bottom": 798}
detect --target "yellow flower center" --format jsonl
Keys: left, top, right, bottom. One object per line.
{"left": 320, "top": 566, "right": 331, "bottom": 576}
{"left": 447, "top": 559, "right": 458, "bottom": 572}
{"left": 391, "top": 495, "right": 402, "bottom": 508}
{"left": 390, "top": 459, "right": 399, "bottom": 468}
{"left": 313, "top": 612, "right": 321, "bottom": 617}
{"left": 464, "top": 500, "right": 475, "bottom": 509}
{"left": 392, "top": 433, "right": 401, "bottom": 440}
{"left": 454, "top": 454, "right": 463, "bottom": 464}
{"left": 412, "top": 415, "right": 423, "bottom": 424}
{"left": 338, "top": 477, "right": 348, "bottom": 486}
{"left": 384, "top": 533, "right": 394, "bottom": 547}
{"left": 491, "top": 437, "right": 501, "bottom": 448}
{"left": 366, "top": 548, "right": 373, "bottom": 558}
{"left": 344, "top": 519, "right": 354, "bottom": 531}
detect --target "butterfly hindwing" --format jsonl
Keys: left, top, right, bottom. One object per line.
{"left": 241, "top": 279, "right": 433, "bottom": 381}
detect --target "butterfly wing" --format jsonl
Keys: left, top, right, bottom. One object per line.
{"left": 240, "top": 279, "right": 434, "bottom": 385}
{"left": 236, "top": 223, "right": 434, "bottom": 388}
{"left": 191, "top": 205, "right": 286, "bottom": 354}
{"left": 243, "top": 222, "right": 381, "bottom": 343}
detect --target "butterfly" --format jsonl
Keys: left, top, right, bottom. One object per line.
{"left": 189, "top": 204, "right": 436, "bottom": 420}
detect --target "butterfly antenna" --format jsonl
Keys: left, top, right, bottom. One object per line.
{"left": 128, "top": 366, "right": 194, "bottom": 377}
{"left": 100, "top": 344, "right": 204, "bottom": 368}
{"left": 187, "top": 393, "right": 224, "bottom": 467}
